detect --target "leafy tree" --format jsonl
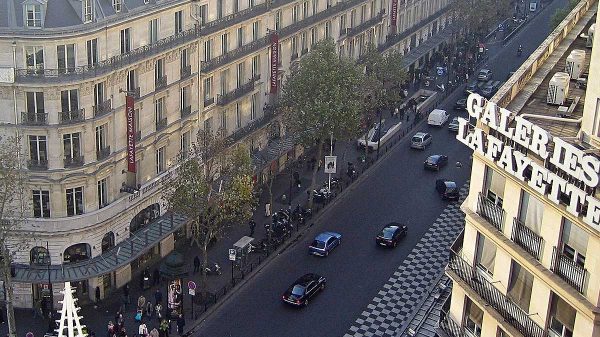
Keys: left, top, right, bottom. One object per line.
{"left": 550, "top": 0, "right": 579, "bottom": 29}
{"left": 163, "top": 131, "right": 256, "bottom": 288}
{"left": 281, "top": 39, "right": 365, "bottom": 208}
{"left": 452, "top": 0, "right": 511, "bottom": 37}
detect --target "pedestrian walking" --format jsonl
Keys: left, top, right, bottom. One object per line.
{"left": 193, "top": 256, "right": 200, "bottom": 274}
{"left": 123, "top": 283, "right": 130, "bottom": 305}
{"left": 138, "top": 322, "right": 149, "bottom": 337}
{"left": 146, "top": 300, "right": 154, "bottom": 318}
{"left": 153, "top": 268, "right": 161, "bottom": 286}
{"left": 149, "top": 328, "right": 160, "bottom": 337}
{"left": 176, "top": 314, "right": 186, "bottom": 335}
{"left": 154, "top": 288, "right": 163, "bottom": 304}
{"left": 249, "top": 219, "right": 256, "bottom": 236}
{"left": 155, "top": 302, "right": 163, "bottom": 322}
{"left": 265, "top": 203, "right": 271, "bottom": 217}
{"left": 95, "top": 286, "right": 101, "bottom": 306}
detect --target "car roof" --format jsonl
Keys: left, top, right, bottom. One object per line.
{"left": 414, "top": 132, "right": 429, "bottom": 137}
{"left": 315, "top": 232, "right": 339, "bottom": 241}
{"left": 384, "top": 222, "right": 406, "bottom": 229}
{"left": 445, "top": 181, "right": 457, "bottom": 188}
{"left": 296, "top": 273, "right": 320, "bottom": 284}
{"left": 427, "top": 154, "right": 442, "bottom": 160}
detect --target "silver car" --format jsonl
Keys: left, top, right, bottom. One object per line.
{"left": 410, "top": 132, "right": 432, "bottom": 149}
{"left": 477, "top": 69, "right": 493, "bottom": 81}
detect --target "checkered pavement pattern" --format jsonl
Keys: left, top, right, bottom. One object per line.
{"left": 344, "top": 183, "right": 469, "bottom": 337}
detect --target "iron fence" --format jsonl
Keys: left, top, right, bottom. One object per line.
{"left": 551, "top": 247, "right": 586, "bottom": 293}
{"left": 511, "top": 218, "right": 544, "bottom": 260}
{"left": 476, "top": 193, "right": 505, "bottom": 231}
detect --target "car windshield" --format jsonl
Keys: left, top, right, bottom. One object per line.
{"left": 382, "top": 227, "right": 397, "bottom": 238}
{"left": 412, "top": 136, "right": 422, "bottom": 142}
{"left": 445, "top": 182, "right": 457, "bottom": 189}
{"left": 426, "top": 156, "right": 437, "bottom": 164}
{"left": 312, "top": 240, "right": 326, "bottom": 249}
{"left": 291, "top": 285, "right": 306, "bottom": 296}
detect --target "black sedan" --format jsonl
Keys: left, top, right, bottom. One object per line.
{"left": 376, "top": 223, "right": 408, "bottom": 248}
{"left": 424, "top": 155, "right": 448, "bottom": 171}
{"left": 435, "top": 179, "right": 460, "bottom": 201}
{"left": 282, "top": 273, "right": 327, "bottom": 307}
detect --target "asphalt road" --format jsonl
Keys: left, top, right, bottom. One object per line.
{"left": 192, "top": 2, "right": 566, "bottom": 336}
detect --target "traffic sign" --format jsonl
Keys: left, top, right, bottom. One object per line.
{"left": 229, "top": 249, "right": 237, "bottom": 261}
{"left": 189, "top": 288, "right": 196, "bottom": 296}
{"left": 187, "top": 280, "right": 196, "bottom": 290}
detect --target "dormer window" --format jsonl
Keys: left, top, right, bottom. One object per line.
{"left": 113, "top": 0, "right": 122, "bottom": 12}
{"left": 83, "top": 0, "right": 93, "bottom": 23}
{"left": 25, "top": 4, "right": 42, "bottom": 28}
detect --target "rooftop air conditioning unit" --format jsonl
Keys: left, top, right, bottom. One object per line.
{"left": 547, "top": 72, "right": 570, "bottom": 105}
{"left": 565, "top": 49, "right": 585, "bottom": 79}
{"left": 587, "top": 24, "right": 595, "bottom": 48}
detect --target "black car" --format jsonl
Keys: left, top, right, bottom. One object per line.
{"left": 435, "top": 179, "right": 460, "bottom": 201}
{"left": 282, "top": 273, "right": 327, "bottom": 307}
{"left": 376, "top": 223, "right": 408, "bottom": 247}
{"left": 454, "top": 98, "right": 467, "bottom": 110}
{"left": 424, "top": 155, "right": 448, "bottom": 171}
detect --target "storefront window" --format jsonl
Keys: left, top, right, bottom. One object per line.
{"left": 63, "top": 243, "right": 91, "bottom": 264}
{"left": 30, "top": 246, "right": 50, "bottom": 265}
{"left": 130, "top": 204, "right": 161, "bottom": 233}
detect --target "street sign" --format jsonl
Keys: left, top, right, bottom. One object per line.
{"left": 189, "top": 288, "right": 195, "bottom": 296}
{"left": 187, "top": 280, "right": 196, "bottom": 290}
{"left": 324, "top": 156, "right": 337, "bottom": 174}
{"left": 436, "top": 67, "right": 444, "bottom": 76}
{"left": 229, "top": 249, "right": 237, "bottom": 261}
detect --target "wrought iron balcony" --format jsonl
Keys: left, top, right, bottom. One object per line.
{"left": 59, "top": 109, "right": 85, "bottom": 125}
{"left": 93, "top": 99, "right": 112, "bottom": 117}
{"left": 447, "top": 252, "right": 547, "bottom": 337}
{"left": 21, "top": 112, "right": 48, "bottom": 126}
{"left": 180, "top": 65, "right": 192, "bottom": 79}
{"left": 64, "top": 156, "right": 84, "bottom": 168}
{"left": 379, "top": 7, "right": 449, "bottom": 52}
{"left": 476, "top": 193, "right": 505, "bottom": 231}
{"left": 227, "top": 107, "right": 275, "bottom": 144}
{"left": 438, "top": 311, "right": 464, "bottom": 337}
{"left": 201, "top": 36, "right": 270, "bottom": 73}
{"left": 511, "top": 219, "right": 544, "bottom": 260}
{"left": 27, "top": 159, "right": 48, "bottom": 171}
{"left": 96, "top": 146, "right": 111, "bottom": 161}
{"left": 217, "top": 75, "right": 260, "bottom": 106}
{"left": 155, "top": 76, "right": 168, "bottom": 90}
{"left": 181, "top": 106, "right": 192, "bottom": 118}
{"left": 130, "top": 87, "right": 141, "bottom": 99}
{"left": 551, "top": 247, "right": 587, "bottom": 293}
{"left": 204, "top": 97, "right": 215, "bottom": 107}
{"left": 346, "top": 10, "right": 386, "bottom": 38}
{"left": 156, "top": 117, "right": 168, "bottom": 131}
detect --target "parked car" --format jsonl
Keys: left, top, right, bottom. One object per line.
{"left": 435, "top": 179, "right": 460, "bottom": 201}
{"left": 309, "top": 232, "right": 342, "bottom": 256}
{"left": 454, "top": 98, "right": 467, "bottom": 110}
{"left": 281, "top": 273, "right": 327, "bottom": 307}
{"left": 477, "top": 69, "right": 493, "bottom": 81}
{"left": 448, "top": 117, "right": 460, "bottom": 132}
{"left": 424, "top": 155, "right": 448, "bottom": 171}
{"left": 376, "top": 223, "right": 408, "bottom": 247}
{"left": 481, "top": 80, "right": 502, "bottom": 98}
{"left": 410, "top": 132, "right": 432, "bottom": 150}
{"left": 427, "top": 109, "right": 449, "bottom": 126}
{"left": 465, "top": 81, "right": 479, "bottom": 94}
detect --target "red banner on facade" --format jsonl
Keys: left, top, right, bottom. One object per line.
{"left": 390, "top": 0, "right": 398, "bottom": 27}
{"left": 270, "top": 33, "right": 279, "bottom": 94}
{"left": 126, "top": 95, "right": 137, "bottom": 173}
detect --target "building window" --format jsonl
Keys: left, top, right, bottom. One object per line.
{"left": 312, "top": 0, "right": 319, "bottom": 14}
{"left": 95, "top": 124, "right": 107, "bottom": 153}
{"left": 325, "top": 21, "right": 331, "bottom": 38}
{"left": 204, "top": 117, "right": 213, "bottom": 134}
{"left": 25, "top": 46, "right": 44, "bottom": 71}
{"left": 149, "top": 18, "right": 159, "bottom": 44}
{"left": 61, "top": 89, "right": 79, "bottom": 114}
{"left": 311, "top": 28, "right": 317, "bottom": 45}
{"left": 475, "top": 232, "right": 496, "bottom": 277}
{"left": 113, "top": 0, "right": 122, "bottom": 12}
{"left": 220, "top": 69, "right": 229, "bottom": 94}
{"left": 120, "top": 28, "right": 131, "bottom": 54}
{"left": 507, "top": 261, "right": 534, "bottom": 312}
{"left": 292, "top": 5, "right": 299, "bottom": 23}
{"left": 360, "top": 5, "right": 366, "bottom": 22}
{"left": 217, "top": 0, "right": 223, "bottom": 19}
{"left": 291, "top": 36, "right": 298, "bottom": 57}
{"left": 248, "top": 0, "right": 255, "bottom": 7}
{"left": 155, "top": 59, "right": 165, "bottom": 82}
{"left": 275, "top": 11, "right": 281, "bottom": 30}
{"left": 303, "top": 1, "right": 309, "bottom": 18}
{"left": 155, "top": 97, "right": 165, "bottom": 124}
{"left": 181, "top": 131, "right": 191, "bottom": 160}
{"left": 251, "top": 93, "right": 258, "bottom": 120}
{"left": 180, "top": 48, "right": 190, "bottom": 77}
{"left": 252, "top": 55, "right": 260, "bottom": 78}
{"left": 32, "top": 190, "right": 50, "bottom": 218}
{"left": 237, "top": 62, "right": 245, "bottom": 88}
{"left": 463, "top": 297, "right": 483, "bottom": 337}
{"left": 339, "top": 14, "right": 346, "bottom": 33}
{"left": 221, "top": 33, "right": 229, "bottom": 54}
{"left": 561, "top": 219, "right": 588, "bottom": 267}
{"left": 63, "top": 133, "right": 82, "bottom": 160}
{"left": 370, "top": 1, "right": 376, "bottom": 16}
{"left": 204, "top": 77, "right": 213, "bottom": 101}
{"left": 221, "top": 110, "right": 228, "bottom": 130}
{"left": 156, "top": 147, "right": 166, "bottom": 174}
{"left": 518, "top": 191, "right": 544, "bottom": 235}
{"left": 97, "top": 178, "right": 109, "bottom": 208}
{"left": 252, "top": 21, "right": 260, "bottom": 41}
{"left": 175, "top": 10, "right": 183, "bottom": 33}
{"left": 29, "top": 135, "right": 47, "bottom": 163}
{"left": 197, "top": 5, "right": 208, "bottom": 25}
{"left": 82, "top": 0, "right": 93, "bottom": 22}
{"left": 236, "top": 103, "right": 242, "bottom": 128}
{"left": 86, "top": 39, "right": 98, "bottom": 66}
{"left": 549, "top": 293, "right": 575, "bottom": 337}
{"left": 25, "top": 4, "right": 42, "bottom": 28}
{"left": 180, "top": 86, "right": 190, "bottom": 111}
{"left": 94, "top": 82, "right": 105, "bottom": 107}
{"left": 57, "top": 44, "right": 75, "bottom": 73}
{"left": 204, "top": 38, "right": 213, "bottom": 61}
{"left": 30, "top": 246, "right": 50, "bottom": 265}
{"left": 237, "top": 27, "right": 244, "bottom": 48}
{"left": 484, "top": 166, "right": 505, "bottom": 207}
{"left": 350, "top": 9, "right": 356, "bottom": 27}
{"left": 26, "top": 91, "right": 45, "bottom": 115}
{"left": 234, "top": 0, "right": 239, "bottom": 12}
{"left": 127, "top": 69, "right": 137, "bottom": 92}
{"left": 135, "top": 109, "right": 141, "bottom": 139}
{"left": 66, "top": 187, "right": 84, "bottom": 216}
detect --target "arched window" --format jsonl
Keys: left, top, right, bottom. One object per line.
{"left": 101, "top": 232, "right": 115, "bottom": 254}
{"left": 30, "top": 246, "right": 50, "bottom": 265}
{"left": 129, "top": 203, "right": 160, "bottom": 233}
{"left": 63, "top": 243, "right": 91, "bottom": 264}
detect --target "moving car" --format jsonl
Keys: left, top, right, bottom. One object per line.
{"left": 477, "top": 69, "right": 493, "bottom": 81}
{"left": 435, "top": 179, "right": 460, "bottom": 201}
{"left": 282, "top": 273, "right": 327, "bottom": 306}
{"left": 410, "top": 132, "right": 432, "bottom": 150}
{"left": 376, "top": 223, "right": 408, "bottom": 247}
{"left": 309, "top": 232, "right": 342, "bottom": 256}
{"left": 454, "top": 98, "right": 467, "bottom": 110}
{"left": 448, "top": 117, "right": 460, "bottom": 132}
{"left": 427, "top": 109, "right": 449, "bottom": 126}
{"left": 424, "top": 155, "right": 448, "bottom": 171}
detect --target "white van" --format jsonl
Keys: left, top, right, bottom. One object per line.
{"left": 427, "top": 109, "right": 449, "bottom": 126}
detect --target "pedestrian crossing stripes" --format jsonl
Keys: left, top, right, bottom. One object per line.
{"left": 344, "top": 183, "right": 469, "bottom": 337}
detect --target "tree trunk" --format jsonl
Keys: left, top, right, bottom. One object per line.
{"left": 1, "top": 250, "right": 17, "bottom": 337}
{"left": 308, "top": 139, "right": 324, "bottom": 210}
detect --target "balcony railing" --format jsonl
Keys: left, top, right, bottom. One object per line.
{"left": 201, "top": 36, "right": 270, "bottom": 73}
{"left": 551, "top": 247, "right": 587, "bottom": 293}
{"left": 93, "top": 99, "right": 112, "bottom": 117}
{"left": 447, "top": 252, "right": 547, "bottom": 337}
{"left": 217, "top": 75, "right": 260, "bottom": 106}
{"left": 156, "top": 118, "right": 168, "bottom": 131}
{"left": 346, "top": 10, "right": 386, "bottom": 37}
{"left": 227, "top": 107, "right": 275, "bottom": 144}
{"left": 21, "top": 112, "right": 48, "bottom": 126}
{"left": 204, "top": 97, "right": 215, "bottom": 107}
{"left": 476, "top": 193, "right": 505, "bottom": 231}
{"left": 27, "top": 159, "right": 48, "bottom": 171}
{"left": 96, "top": 146, "right": 111, "bottom": 161}
{"left": 438, "top": 311, "right": 464, "bottom": 337}
{"left": 130, "top": 87, "right": 141, "bottom": 99}
{"left": 155, "top": 76, "right": 167, "bottom": 90}
{"left": 59, "top": 109, "right": 85, "bottom": 124}
{"left": 378, "top": 7, "right": 449, "bottom": 52}
{"left": 64, "top": 156, "right": 84, "bottom": 168}
{"left": 181, "top": 106, "right": 192, "bottom": 118}
{"left": 180, "top": 65, "right": 192, "bottom": 79}
{"left": 511, "top": 219, "right": 544, "bottom": 260}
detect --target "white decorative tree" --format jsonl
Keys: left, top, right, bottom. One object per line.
{"left": 56, "top": 282, "right": 87, "bottom": 337}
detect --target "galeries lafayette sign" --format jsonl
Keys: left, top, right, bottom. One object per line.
{"left": 457, "top": 93, "right": 600, "bottom": 231}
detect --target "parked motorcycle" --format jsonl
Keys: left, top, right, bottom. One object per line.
{"left": 202, "top": 261, "right": 222, "bottom": 275}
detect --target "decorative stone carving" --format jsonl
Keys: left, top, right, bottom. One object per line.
{"left": 166, "top": 51, "right": 178, "bottom": 63}
{"left": 80, "top": 84, "right": 92, "bottom": 96}
{"left": 189, "top": 43, "right": 198, "bottom": 54}
{"left": 46, "top": 89, "right": 59, "bottom": 100}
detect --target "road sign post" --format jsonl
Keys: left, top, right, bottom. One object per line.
{"left": 188, "top": 280, "right": 196, "bottom": 318}
{"left": 229, "top": 249, "right": 237, "bottom": 284}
